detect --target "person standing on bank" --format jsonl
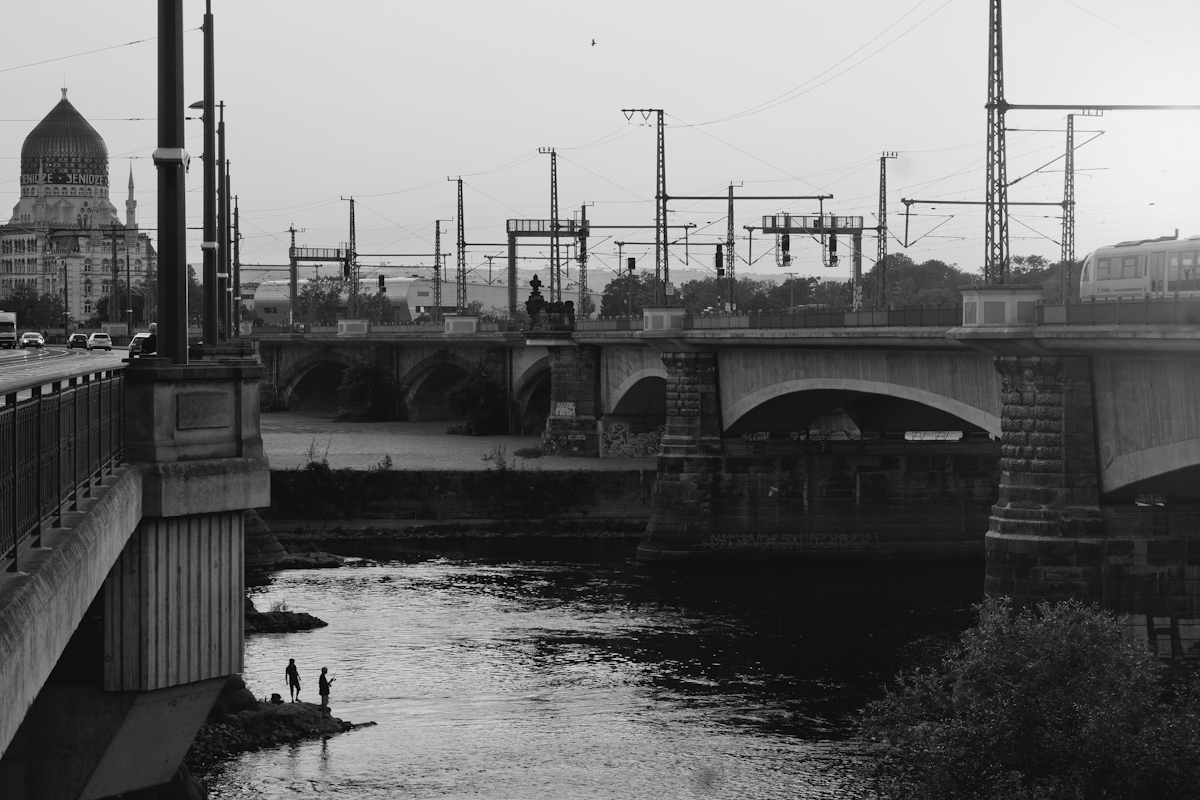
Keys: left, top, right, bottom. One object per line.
{"left": 285, "top": 658, "right": 301, "bottom": 702}
{"left": 318, "top": 667, "right": 334, "bottom": 712}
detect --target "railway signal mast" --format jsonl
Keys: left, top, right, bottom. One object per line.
{"left": 621, "top": 109, "right": 668, "bottom": 304}
{"left": 877, "top": 152, "right": 897, "bottom": 307}
{"left": 986, "top": 0, "right": 1200, "bottom": 286}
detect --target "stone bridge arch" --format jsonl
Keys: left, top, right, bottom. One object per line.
{"left": 276, "top": 349, "right": 361, "bottom": 411}
{"left": 718, "top": 349, "right": 1001, "bottom": 437}
{"left": 513, "top": 355, "right": 551, "bottom": 434}
{"left": 399, "top": 350, "right": 478, "bottom": 421}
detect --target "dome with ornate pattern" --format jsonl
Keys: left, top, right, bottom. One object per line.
{"left": 20, "top": 89, "right": 108, "bottom": 186}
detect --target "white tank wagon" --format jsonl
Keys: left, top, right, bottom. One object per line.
{"left": 1080, "top": 233, "right": 1200, "bottom": 299}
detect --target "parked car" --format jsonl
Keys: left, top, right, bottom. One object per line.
{"left": 67, "top": 333, "right": 89, "bottom": 349}
{"left": 19, "top": 331, "right": 44, "bottom": 349}
{"left": 128, "top": 332, "right": 152, "bottom": 356}
{"left": 86, "top": 332, "right": 112, "bottom": 351}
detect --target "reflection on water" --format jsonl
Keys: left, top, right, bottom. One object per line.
{"left": 207, "top": 545, "right": 982, "bottom": 799}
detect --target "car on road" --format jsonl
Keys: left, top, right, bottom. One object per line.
{"left": 86, "top": 332, "right": 112, "bottom": 351}
{"left": 19, "top": 331, "right": 44, "bottom": 349}
{"left": 128, "top": 332, "right": 152, "bottom": 357}
{"left": 67, "top": 333, "right": 89, "bottom": 349}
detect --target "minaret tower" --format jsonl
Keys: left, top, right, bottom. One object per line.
{"left": 126, "top": 166, "right": 137, "bottom": 229}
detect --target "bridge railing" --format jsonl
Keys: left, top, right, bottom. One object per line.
{"left": 682, "top": 305, "right": 962, "bottom": 330}
{"left": 1, "top": 368, "right": 125, "bottom": 572}
{"left": 1040, "top": 296, "right": 1200, "bottom": 325}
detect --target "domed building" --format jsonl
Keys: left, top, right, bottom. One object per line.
{"left": 0, "top": 89, "right": 155, "bottom": 329}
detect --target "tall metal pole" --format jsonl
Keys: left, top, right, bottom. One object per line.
{"left": 876, "top": 151, "right": 897, "bottom": 308}
{"left": 538, "top": 148, "right": 560, "bottom": 303}
{"left": 125, "top": 227, "right": 133, "bottom": 337}
{"left": 656, "top": 111, "right": 667, "bottom": 304}
{"left": 155, "top": 0, "right": 188, "bottom": 363}
{"left": 984, "top": 0, "right": 1010, "bottom": 284}
{"left": 621, "top": 109, "right": 666, "bottom": 304}
{"left": 200, "top": 0, "right": 217, "bottom": 347}
{"left": 1060, "top": 114, "right": 1075, "bottom": 303}
{"left": 456, "top": 178, "right": 467, "bottom": 311}
{"left": 578, "top": 204, "right": 588, "bottom": 314}
{"left": 726, "top": 184, "right": 735, "bottom": 310}
{"left": 347, "top": 197, "right": 357, "bottom": 317}
{"left": 288, "top": 224, "right": 298, "bottom": 328}
{"left": 433, "top": 220, "right": 443, "bottom": 322}
{"left": 218, "top": 105, "right": 229, "bottom": 340}
{"left": 111, "top": 222, "right": 119, "bottom": 324}
{"left": 234, "top": 193, "right": 241, "bottom": 335}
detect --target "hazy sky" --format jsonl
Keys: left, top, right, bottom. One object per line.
{"left": 4, "top": 0, "right": 1200, "bottom": 291}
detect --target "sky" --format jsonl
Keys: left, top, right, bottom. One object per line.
{"left": 3, "top": 0, "right": 1200, "bottom": 293}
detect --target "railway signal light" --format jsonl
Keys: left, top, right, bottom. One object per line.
{"left": 627, "top": 257, "right": 636, "bottom": 273}
{"left": 342, "top": 259, "right": 351, "bottom": 279}
{"left": 829, "top": 234, "right": 839, "bottom": 268}
{"left": 715, "top": 243, "right": 724, "bottom": 277}
{"left": 781, "top": 234, "right": 792, "bottom": 267}
{"left": 378, "top": 274, "right": 386, "bottom": 292}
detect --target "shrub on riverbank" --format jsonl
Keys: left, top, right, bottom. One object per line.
{"left": 860, "top": 597, "right": 1200, "bottom": 800}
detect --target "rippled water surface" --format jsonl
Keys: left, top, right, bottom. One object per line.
{"left": 206, "top": 545, "right": 982, "bottom": 799}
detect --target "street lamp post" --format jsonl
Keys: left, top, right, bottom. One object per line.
{"left": 60, "top": 259, "right": 68, "bottom": 338}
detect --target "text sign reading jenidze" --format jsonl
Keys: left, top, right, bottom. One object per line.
{"left": 176, "top": 392, "right": 233, "bottom": 430}
{"left": 21, "top": 173, "right": 109, "bottom": 186}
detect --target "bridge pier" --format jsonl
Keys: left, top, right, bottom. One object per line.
{"left": 957, "top": 284, "right": 1200, "bottom": 660}
{"left": 540, "top": 344, "right": 601, "bottom": 456}
{"left": 638, "top": 351, "right": 725, "bottom": 559}
{"left": 0, "top": 359, "right": 268, "bottom": 798}
{"left": 984, "top": 354, "right": 1200, "bottom": 658}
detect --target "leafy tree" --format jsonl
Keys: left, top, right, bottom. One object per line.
{"left": 0, "top": 286, "right": 67, "bottom": 331}
{"left": 861, "top": 597, "right": 1200, "bottom": 800}
{"left": 865, "top": 252, "right": 976, "bottom": 307}
{"left": 354, "top": 290, "right": 393, "bottom": 325}
{"left": 599, "top": 271, "right": 660, "bottom": 316}
{"left": 445, "top": 358, "right": 509, "bottom": 435}
{"left": 295, "top": 276, "right": 345, "bottom": 325}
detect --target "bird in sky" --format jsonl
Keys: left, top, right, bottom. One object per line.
{"left": 591, "top": 39, "right": 596, "bottom": 46}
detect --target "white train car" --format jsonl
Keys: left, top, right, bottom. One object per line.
{"left": 1079, "top": 233, "right": 1200, "bottom": 299}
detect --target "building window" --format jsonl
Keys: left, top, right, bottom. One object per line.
{"left": 84, "top": 302, "right": 92, "bottom": 314}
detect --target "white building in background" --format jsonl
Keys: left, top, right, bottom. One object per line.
{"left": 0, "top": 90, "right": 155, "bottom": 324}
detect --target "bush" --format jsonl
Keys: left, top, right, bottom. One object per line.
{"left": 445, "top": 359, "right": 508, "bottom": 435}
{"left": 336, "top": 361, "right": 397, "bottom": 421}
{"left": 860, "top": 597, "right": 1200, "bottom": 800}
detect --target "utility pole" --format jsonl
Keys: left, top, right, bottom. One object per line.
{"left": 1060, "top": 114, "right": 1075, "bottom": 303}
{"left": 876, "top": 151, "right": 897, "bottom": 308}
{"left": 218, "top": 106, "right": 229, "bottom": 340}
{"left": 433, "top": 220, "right": 446, "bottom": 322}
{"left": 621, "top": 109, "right": 666, "bottom": 304}
{"left": 343, "top": 196, "right": 357, "bottom": 317}
{"left": 454, "top": 177, "right": 467, "bottom": 311}
{"left": 726, "top": 184, "right": 735, "bottom": 310}
{"left": 156, "top": 0, "right": 188, "bottom": 363}
{"left": 578, "top": 204, "right": 589, "bottom": 313}
{"left": 233, "top": 193, "right": 241, "bottom": 335}
{"left": 538, "top": 148, "right": 560, "bottom": 302}
{"left": 199, "top": 0, "right": 218, "bottom": 345}
{"left": 288, "top": 224, "right": 299, "bottom": 328}
{"left": 984, "top": 0, "right": 1009, "bottom": 284}
{"left": 110, "top": 222, "right": 120, "bottom": 326}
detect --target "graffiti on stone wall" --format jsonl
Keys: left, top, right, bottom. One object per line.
{"left": 699, "top": 531, "right": 881, "bottom": 551}
{"left": 601, "top": 421, "right": 664, "bottom": 458}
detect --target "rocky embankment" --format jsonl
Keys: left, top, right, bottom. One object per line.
{"left": 244, "top": 596, "right": 328, "bottom": 634}
{"left": 186, "top": 676, "right": 374, "bottom": 776}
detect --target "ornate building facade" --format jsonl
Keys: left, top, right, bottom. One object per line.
{"left": 0, "top": 89, "right": 155, "bottom": 324}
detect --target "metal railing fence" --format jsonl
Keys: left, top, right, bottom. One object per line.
{"left": 1, "top": 368, "right": 124, "bottom": 571}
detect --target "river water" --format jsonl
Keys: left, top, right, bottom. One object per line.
{"left": 205, "top": 542, "right": 982, "bottom": 799}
